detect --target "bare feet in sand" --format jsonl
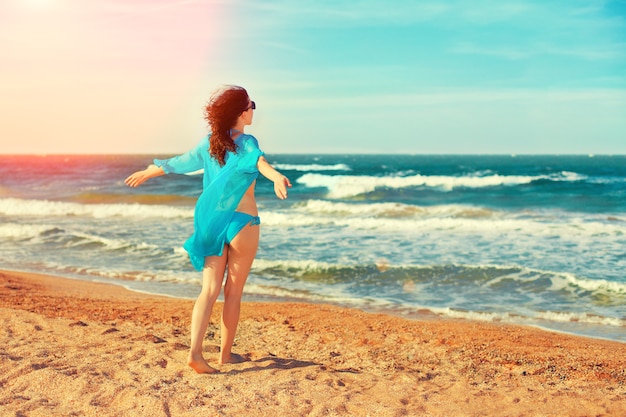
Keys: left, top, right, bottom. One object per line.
{"left": 187, "top": 354, "right": 219, "bottom": 374}
{"left": 219, "top": 352, "right": 249, "bottom": 365}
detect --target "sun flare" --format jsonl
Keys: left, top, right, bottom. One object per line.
{"left": 22, "top": 0, "right": 54, "bottom": 9}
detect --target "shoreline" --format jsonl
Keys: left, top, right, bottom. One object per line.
{"left": 1, "top": 268, "right": 625, "bottom": 416}
{"left": 8, "top": 266, "right": 625, "bottom": 344}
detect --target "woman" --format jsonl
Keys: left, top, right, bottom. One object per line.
{"left": 125, "top": 85, "right": 291, "bottom": 374}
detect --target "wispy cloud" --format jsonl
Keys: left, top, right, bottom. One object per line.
{"left": 451, "top": 42, "right": 530, "bottom": 60}
{"left": 248, "top": 1, "right": 450, "bottom": 26}
{"left": 542, "top": 43, "right": 626, "bottom": 61}
{"left": 266, "top": 88, "right": 626, "bottom": 109}
{"left": 452, "top": 41, "right": 626, "bottom": 61}
{"left": 242, "top": 0, "right": 579, "bottom": 28}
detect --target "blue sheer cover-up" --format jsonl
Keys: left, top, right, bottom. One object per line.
{"left": 153, "top": 134, "right": 264, "bottom": 271}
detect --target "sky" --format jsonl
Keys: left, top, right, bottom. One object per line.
{"left": 1, "top": 0, "right": 625, "bottom": 154}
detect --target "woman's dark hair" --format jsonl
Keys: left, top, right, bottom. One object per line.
{"left": 204, "top": 85, "right": 250, "bottom": 165}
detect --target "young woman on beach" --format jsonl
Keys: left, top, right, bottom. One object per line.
{"left": 124, "top": 85, "right": 291, "bottom": 374}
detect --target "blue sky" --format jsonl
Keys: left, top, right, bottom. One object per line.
{"left": 1, "top": 0, "right": 624, "bottom": 154}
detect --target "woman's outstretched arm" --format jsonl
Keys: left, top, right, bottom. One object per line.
{"left": 124, "top": 164, "right": 165, "bottom": 188}
{"left": 257, "top": 156, "right": 291, "bottom": 200}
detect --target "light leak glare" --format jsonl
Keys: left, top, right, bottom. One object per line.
{"left": 22, "top": 0, "right": 54, "bottom": 9}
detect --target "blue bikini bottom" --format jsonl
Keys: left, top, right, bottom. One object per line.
{"left": 225, "top": 212, "right": 261, "bottom": 245}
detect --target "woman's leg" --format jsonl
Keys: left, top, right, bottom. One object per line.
{"left": 188, "top": 250, "right": 228, "bottom": 373}
{"left": 219, "top": 222, "right": 260, "bottom": 364}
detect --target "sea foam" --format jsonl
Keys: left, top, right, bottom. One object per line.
{"left": 0, "top": 198, "right": 192, "bottom": 219}
{"left": 297, "top": 171, "right": 585, "bottom": 198}
{"left": 274, "top": 163, "right": 351, "bottom": 172}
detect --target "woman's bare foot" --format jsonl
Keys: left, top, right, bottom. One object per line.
{"left": 219, "top": 352, "right": 249, "bottom": 365}
{"left": 188, "top": 354, "right": 219, "bottom": 374}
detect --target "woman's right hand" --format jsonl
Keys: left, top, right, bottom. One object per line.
{"left": 124, "top": 164, "right": 164, "bottom": 187}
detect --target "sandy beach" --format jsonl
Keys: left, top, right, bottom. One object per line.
{"left": 0, "top": 269, "right": 624, "bottom": 416}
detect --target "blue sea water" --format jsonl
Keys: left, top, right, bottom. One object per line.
{"left": 0, "top": 154, "right": 624, "bottom": 342}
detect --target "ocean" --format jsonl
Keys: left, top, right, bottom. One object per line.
{"left": 0, "top": 153, "right": 624, "bottom": 342}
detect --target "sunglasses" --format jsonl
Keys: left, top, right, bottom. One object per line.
{"left": 246, "top": 101, "right": 256, "bottom": 111}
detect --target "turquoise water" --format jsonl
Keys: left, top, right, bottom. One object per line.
{"left": 0, "top": 154, "right": 624, "bottom": 341}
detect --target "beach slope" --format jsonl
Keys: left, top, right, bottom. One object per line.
{"left": 1, "top": 270, "right": 624, "bottom": 416}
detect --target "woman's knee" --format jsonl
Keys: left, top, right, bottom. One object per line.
{"left": 223, "top": 275, "right": 246, "bottom": 300}
{"left": 198, "top": 285, "right": 221, "bottom": 304}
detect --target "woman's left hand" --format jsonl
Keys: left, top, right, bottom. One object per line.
{"left": 274, "top": 176, "right": 292, "bottom": 200}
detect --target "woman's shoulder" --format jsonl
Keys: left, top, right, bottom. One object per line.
{"left": 236, "top": 132, "right": 258, "bottom": 142}
{"left": 235, "top": 133, "right": 261, "bottom": 150}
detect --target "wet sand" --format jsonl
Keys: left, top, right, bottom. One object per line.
{"left": 1, "top": 269, "right": 624, "bottom": 416}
